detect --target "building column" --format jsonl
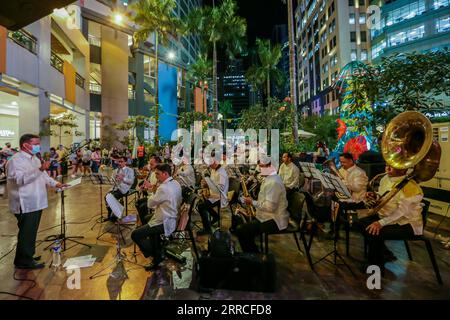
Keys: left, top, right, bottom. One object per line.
{"left": 39, "top": 89, "right": 51, "bottom": 152}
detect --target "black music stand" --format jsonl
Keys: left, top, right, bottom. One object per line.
{"left": 311, "top": 171, "right": 356, "bottom": 277}
{"left": 89, "top": 193, "right": 143, "bottom": 282}
{"left": 89, "top": 173, "right": 114, "bottom": 230}
{"left": 45, "top": 180, "right": 92, "bottom": 252}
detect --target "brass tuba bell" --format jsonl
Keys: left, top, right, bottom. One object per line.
{"left": 367, "top": 111, "right": 441, "bottom": 215}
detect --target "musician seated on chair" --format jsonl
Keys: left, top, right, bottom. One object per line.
{"left": 105, "top": 156, "right": 135, "bottom": 222}
{"left": 355, "top": 165, "right": 424, "bottom": 269}
{"left": 338, "top": 152, "right": 369, "bottom": 203}
{"left": 174, "top": 155, "right": 195, "bottom": 190}
{"left": 197, "top": 156, "right": 229, "bottom": 235}
{"left": 279, "top": 152, "right": 303, "bottom": 197}
{"left": 131, "top": 163, "right": 182, "bottom": 271}
{"left": 136, "top": 155, "right": 161, "bottom": 223}
{"left": 236, "top": 154, "right": 289, "bottom": 253}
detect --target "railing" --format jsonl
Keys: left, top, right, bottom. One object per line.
{"left": 75, "top": 73, "right": 85, "bottom": 89}
{"left": 8, "top": 30, "right": 37, "bottom": 54}
{"left": 89, "top": 82, "right": 102, "bottom": 94}
{"left": 50, "top": 51, "right": 64, "bottom": 73}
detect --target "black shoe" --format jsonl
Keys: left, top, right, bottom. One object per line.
{"left": 15, "top": 262, "right": 45, "bottom": 269}
{"left": 33, "top": 256, "right": 41, "bottom": 261}
{"left": 383, "top": 251, "right": 397, "bottom": 262}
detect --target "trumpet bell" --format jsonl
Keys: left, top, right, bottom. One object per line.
{"left": 382, "top": 111, "right": 433, "bottom": 170}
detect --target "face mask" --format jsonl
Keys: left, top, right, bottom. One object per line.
{"left": 30, "top": 144, "right": 41, "bottom": 155}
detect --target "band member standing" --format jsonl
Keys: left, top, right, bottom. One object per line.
{"left": 236, "top": 154, "right": 289, "bottom": 252}
{"left": 197, "top": 157, "right": 229, "bottom": 235}
{"left": 131, "top": 164, "right": 182, "bottom": 271}
{"left": 105, "top": 156, "right": 135, "bottom": 222}
{"left": 356, "top": 165, "right": 424, "bottom": 268}
{"left": 7, "top": 134, "right": 68, "bottom": 269}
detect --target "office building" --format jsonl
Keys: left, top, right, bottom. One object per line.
{"left": 295, "top": 0, "right": 371, "bottom": 116}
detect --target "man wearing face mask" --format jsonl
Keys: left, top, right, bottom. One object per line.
{"left": 236, "top": 154, "right": 289, "bottom": 253}
{"left": 7, "top": 134, "right": 68, "bottom": 269}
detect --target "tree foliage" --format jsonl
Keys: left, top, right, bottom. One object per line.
{"left": 41, "top": 113, "right": 83, "bottom": 145}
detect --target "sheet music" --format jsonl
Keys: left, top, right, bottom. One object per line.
{"left": 57, "top": 177, "right": 82, "bottom": 192}
{"left": 106, "top": 193, "right": 124, "bottom": 219}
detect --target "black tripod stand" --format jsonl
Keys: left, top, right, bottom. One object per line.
{"left": 45, "top": 186, "right": 92, "bottom": 252}
{"left": 90, "top": 195, "right": 143, "bottom": 282}
{"left": 313, "top": 203, "right": 355, "bottom": 277}
{"left": 90, "top": 174, "right": 113, "bottom": 230}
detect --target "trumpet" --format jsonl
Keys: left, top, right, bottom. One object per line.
{"left": 323, "top": 157, "right": 345, "bottom": 180}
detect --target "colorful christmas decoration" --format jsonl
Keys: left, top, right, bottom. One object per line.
{"left": 333, "top": 61, "right": 376, "bottom": 160}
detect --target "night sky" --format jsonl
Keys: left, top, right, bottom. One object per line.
{"left": 203, "top": 0, "right": 288, "bottom": 45}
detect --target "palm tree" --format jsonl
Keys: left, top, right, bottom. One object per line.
{"left": 186, "top": 54, "right": 212, "bottom": 114}
{"left": 131, "top": 0, "right": 182, "bottom": 146}
{"left": 186, "top": 0, "right": 246, "bottom": 127}
{"left": 245, "top": 38, "right": 284, "bottom": 105}
{"left": 283, "top": 0, "right": 299, "bottom": 144}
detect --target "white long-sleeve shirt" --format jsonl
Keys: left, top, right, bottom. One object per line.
{"left": 252, "top": 173, "right": 289, "bottom": 231}
{"left": 339, "top": 165, "right": 368, "bottom": 202}
{"left": 147, "top": 177, "right": 182, "bottom": 236}
{"left": 377, "top": 175, "right": 424, "bottom": 235}
{"left": 112, "top": 166, "right": 135, "bottom": 194}
{"left": 208, "top": 166, "right": 229, "bottom": 208}
{"left": 7, "top": 151, "right": 59, "bottom": 214}
{"left": 279, "top": 162, "right": 300, "bottom": 190}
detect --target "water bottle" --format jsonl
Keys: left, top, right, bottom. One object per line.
{"left": 52, "top": 240, "right": 62, "bottom": 269}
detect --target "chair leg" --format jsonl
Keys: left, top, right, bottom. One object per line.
{"left": 307, "top": 223, "right": 315, "bottom": 252}
{"left": 404, "top": 241, "right": 413, "bottom": 261}
{"left": 423, "top": 239, "right": 443, "bottom": 285}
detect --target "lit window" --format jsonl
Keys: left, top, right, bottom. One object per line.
{"left": 349, "top": 13, "right": 355, "bottom": 24}
{"left": 436, "top": 16, "right": 450, "bottom": 32}
{"left": 434, "top": 0, "right": 450, "bottom": 9}
{"left": 351, "top": 50, "right": 357, "bottom": 61}
{"left": 359, "top": 13, "right": 366, "bottom": 24}
{"left": 361, "top": 49, "right": 368, "bottom": 60}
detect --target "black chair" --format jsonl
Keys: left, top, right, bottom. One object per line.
{"left": 261, "top": 191, "right": 315, "bottom": 270}
{"left": 164, "top": 192, "right": 200, "bottom": 261}
{"left": 364, "top": 199, "right": 443, "bottom": 284}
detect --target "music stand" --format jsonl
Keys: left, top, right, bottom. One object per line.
{"left": 310, "top": 169, "right": 355, "bottom": 277}
{"left": 89, "top": 173, "right": 114, "bottom": 230}
{"left": 45, "top": 178, "right": 92, "bottom": 252}
{"left": 89, "top": 193, "right": 143, "bottom": 280}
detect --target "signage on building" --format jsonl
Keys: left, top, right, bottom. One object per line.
{"left": 424, "top": 110, "right": 450, "bottom": 123}
{"left": 0, "top": 130, "right": 15, "bottom": 137}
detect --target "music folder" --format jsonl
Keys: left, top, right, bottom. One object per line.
{"left": 105, "top": 193, "right": 124, "bottom": 219}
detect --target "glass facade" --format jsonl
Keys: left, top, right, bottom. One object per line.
{"left": 388, "top": 24, "right": 425, "bottom": 47}
{"left": 385, "top": 0, "right": 426, "bottom": 27}
{"left": 436, "top": 15, "right": 450, "bottom": 32}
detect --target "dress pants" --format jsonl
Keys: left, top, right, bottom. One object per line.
{"left": 198, "top": 200, "right": 220, "bottom": 232}
{"left": 131, "top": 224, "right": 165, "bottom": 260}
{"left": 236, "top": 219, "right": 279, "bottom": 253}
{"left": 355, "top": 214, "right": 414, "bottom": 267}
{"left": 14, "top": 210, "right": 42, "bottom": 266}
